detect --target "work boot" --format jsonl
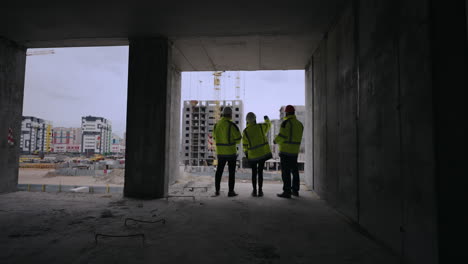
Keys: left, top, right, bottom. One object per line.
{"left": 212, "top": 190, "right": 220, "bottom": 197}
{"left": 252, "top": 189, "right": 257, "bottom": 197}
{"left": 277, "top": 192, "right": 291, "bottom": 199}
{"left": 228, "top": 191, "right": 238, "bottom": 197}
{"left": 258, "top": 189, "right": 263, "bottom": 197}
{"left": 292, "top": 191, "right": 299, "bottom": 197}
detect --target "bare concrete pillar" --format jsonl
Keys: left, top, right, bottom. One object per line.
{"left": 0, "top": 38, "right": 26, "bottom": 194}
{"left": 124, "top": 37, "right": 180, "bottom": 199}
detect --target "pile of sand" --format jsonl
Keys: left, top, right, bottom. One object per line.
{"left": 96, "top": 169, "right": 125, "bottom": 185}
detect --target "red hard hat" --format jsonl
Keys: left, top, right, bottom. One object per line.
{"left": 285, "top": 105, "right": 295, "bottom": 113}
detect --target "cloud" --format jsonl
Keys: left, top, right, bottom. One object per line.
{"left": 181, "top": 70, "right": 305, "bottom": 126}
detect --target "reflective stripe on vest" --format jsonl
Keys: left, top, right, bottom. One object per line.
{"left": 285, "top": 120, "right": 302, "bottom": 145}
{"left": 244, "top": 125, "right": 268, "bottom": 150}
{"left": 216, "top": 142, "right": 236, "bottom": 146}
{"left": 217, "top": 122, "right": 239, "bottom": 146}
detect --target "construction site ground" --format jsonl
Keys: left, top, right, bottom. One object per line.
{"left": 0, "top": 175, "right": 398, "bottom": 264}
{"left": 18, "top": 168, "right": 298, "bottom": 188}
{"left": 19, "top": 168, "right": 124, "bottom": 187}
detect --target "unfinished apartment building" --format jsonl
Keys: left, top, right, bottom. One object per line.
{"left": 181, "top": 100, "right": 243, "bottom": 166}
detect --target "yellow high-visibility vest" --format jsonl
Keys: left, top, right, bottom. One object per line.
{"left": 213, "top": 117, "right": 241, "bottom": 158}
{"left": 274, "top": 115, "right": 303, "bottom": 156}
{"left": 242, "top": 119, "right": 272, "bottom": 161}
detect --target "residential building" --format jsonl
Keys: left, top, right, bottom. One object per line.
{"left": 51, "top": 127, "right": 82, "bottom": 153}
{"left": 181, "top": 100, "right": 244, "bottom": 166}
{"left": 111, "top": 133, "right": 125, "bottom": 154}
{"left": 267, "top": 119, "right": 282, "bottom": 159}
{"left": 20, "top": 116, "right": 52, "bottom": 154}
{"left": 81, "top": 116, "right": 112, "bottom": 155}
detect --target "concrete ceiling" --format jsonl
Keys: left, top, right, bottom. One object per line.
{"left": 1, "top": 0, "right": 345, "bottom": 71}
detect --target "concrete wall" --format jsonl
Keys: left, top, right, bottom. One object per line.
{"left": 0, "top": 38, "right": 26, "bottom": 193}
{"left": 431, "top": 1, "right": 468, "bottom": 262}
{"left": 304, "top": 62, "right": 313, "bottom": 188}
{"left": 305, "top": 1, "right": 443, "bottom": 263}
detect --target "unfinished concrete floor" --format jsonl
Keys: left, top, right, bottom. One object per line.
{"left": 0, "top": 180, "right": 399, "bottom": 264}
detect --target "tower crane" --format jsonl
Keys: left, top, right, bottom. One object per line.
{"left": 210, "top": 71, "right": 224, "bottom": 166}
{"left": 235, "top": 71, "right": 241, "bottom": 99}
{"left": 213, "top": 71, "right": 223, "bottom": 121}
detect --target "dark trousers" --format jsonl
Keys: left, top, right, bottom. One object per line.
{"left": 249, "top": 159, "right": 266, "bottom": 191}
{"left": 215, "top": 157, "right": 237, "bottom": 192}
{"left": 280, "top": 154, "right": 300, "bottom": 194}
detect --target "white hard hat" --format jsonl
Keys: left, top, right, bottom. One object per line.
{"left": 246, "top": 112, "right": 256, "bottom": 123}
{"left": 223, "top": 107, "right": 233, "bottom": 115}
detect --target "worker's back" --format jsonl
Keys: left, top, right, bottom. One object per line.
{"left": 275, "top": 115, "right": 304, "bottom": 156}
{"left": 242, "top": 119, "right": 272, "bottom": 161}
{"left": 213, "top": 117, "right": 241, "bottom": 158}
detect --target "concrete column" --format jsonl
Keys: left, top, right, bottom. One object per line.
{"left": 0, "top": 37, "right": 26, "bottom": 193}
{"left": 124, "top": 37, "right": 180, "bottom": 199}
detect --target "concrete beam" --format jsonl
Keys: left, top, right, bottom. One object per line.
{"left": 0, "top": 37, "right": 26, "bottom": 193}
{"left": 124, "top": 37, "right": 173, "bottom": 199}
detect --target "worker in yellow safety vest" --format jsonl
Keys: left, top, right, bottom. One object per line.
{"left": 213, "top": 106, "right": 242, "bottom": 197}
{"left": 242, "top": 112, "right": 273, "bottom": 197}
{"left": 274, "top": 105, "right": 304, "bottom": 198}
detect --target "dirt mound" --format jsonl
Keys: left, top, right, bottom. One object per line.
{"left": 96, "top": 169, "right": 125, "bottom": 185}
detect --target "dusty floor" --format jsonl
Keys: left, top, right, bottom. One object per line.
{"left": 0, "top": 178, "right": 398, "bottom": 264}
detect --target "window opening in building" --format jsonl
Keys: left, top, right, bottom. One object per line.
{"left": 20, "top": 46, "right": 128, "bottom": 192}
{"left": 179, "top": 70, "right": 306, "bottom": 179}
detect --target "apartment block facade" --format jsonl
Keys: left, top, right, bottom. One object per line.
{"left": 81, "top": 116, "right": 112, "bottom": 155}
{"left": 51, "top": 127, "right": 82, "bottom": 153}
{"left": 111, "top": 133, "right": 125, "bottom": 154}
{"left": 20, "top": 116, "right": 53, "bottom": 154}
{"left": 181, "top": 100, "right": 244, "bottom": 166}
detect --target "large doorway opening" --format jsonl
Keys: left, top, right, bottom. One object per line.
{"left": 177, "top": 70, "right": 307, "bottom": 195}
{"left": 18, "top": 46, "right": 128, "bottom": 194}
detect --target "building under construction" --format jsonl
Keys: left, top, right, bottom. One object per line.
{"left": 181, "top": 100, "right": 244, "bottom": 166}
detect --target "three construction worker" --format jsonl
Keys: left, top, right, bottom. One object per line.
{"left": 242, "top": 112, "right": 273, "bottom": 197}
{"left": 275, "top": 105, "right": 304, "bottom": 198}
{"left": 213, "top": 106, "right": 242, "bottom": 197}
{"left": 212, "top": 105, "right": 303, "bottom": 199}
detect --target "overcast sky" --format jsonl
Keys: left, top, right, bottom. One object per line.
{"left": 24, "top": 47, "right": 304, "bottom": 137}
{"left": 24, "top": 47, "right": 129, "bottom": 137}
{"left": 181, "top": 70, "right": 305, "bottom": 126}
